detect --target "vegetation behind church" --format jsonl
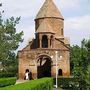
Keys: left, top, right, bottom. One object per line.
{"left": 0, "top": 13, "right": 23, "bottom": 76}
{"left": 70, "top": 39, "right": 90, "bottom": 89}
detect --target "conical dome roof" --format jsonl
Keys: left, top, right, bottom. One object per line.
{"left": 36, "top": 19, "right": 55, "bottom": 33}
{"left": 36, "top": 0, "right": 64, "bottom": 19}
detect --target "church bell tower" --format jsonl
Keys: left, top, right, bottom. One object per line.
{"left": 35, "top": 0, "right": 65, "bottom": 49}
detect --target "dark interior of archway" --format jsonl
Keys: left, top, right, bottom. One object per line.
{"left": 25, "top": 69, "right": 29, "bottom": 73}
{"left": 37, "top": 57, "right": 51, "bottom": 78}
{"left": 58, "top": 69, "right": 62, "bottom": 76}
{"left": 42, "top": 35, "right": 48, "bottom": 48}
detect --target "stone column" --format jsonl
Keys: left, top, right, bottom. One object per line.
{"left": 33, "top": 61, "right": 38, "bottom": 79}
{"left": 52, "top": 37, "right": 55, "bottom": 48}
{"left": 39, "top": 34, "right": 42, "bottom": 48}
{"left": 40, "top": 39, "right": 42, "bottom": 48}
{"left": 48, "top": 36, "right": 50, "bottom": 48}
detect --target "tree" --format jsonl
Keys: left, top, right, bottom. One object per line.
{"left": 70, "top": 39, "right": 90, "bottom": 90}
{"left": 70, "top": 45, "right": 81, "bottom": 76}
{"left": 84, "top": 39, "right": 90, "bottom": 89}
{"left": 0, "top": 15, "right": 23, "bottom": 74}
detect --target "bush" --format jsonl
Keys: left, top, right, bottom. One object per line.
{"left": 0, "top": 78, "right": 53, "bottom": 90}
{"left": 0, "top": 77, "right": 16, "bottom": 87}
{"left": 54, "top": 77, "right": 79, "bottom": 90}
{"left": 0, "top": 72, "right": 16, "bottom": 78}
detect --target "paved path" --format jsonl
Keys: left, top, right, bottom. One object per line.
{"left": 16, "top": 80, "right": 29, "bottom": 84}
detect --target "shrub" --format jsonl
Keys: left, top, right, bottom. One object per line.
{"left": 0, "top": 77, "right": 16, "bottom": 87}
{"left": 0, "top": 78, "right": 53, "bottom": 90}
{"left": 54, "top": 77, "right": 79, "bottom": 90}
{"left": 0, "top": 72, "right": 16, "bottom": 78}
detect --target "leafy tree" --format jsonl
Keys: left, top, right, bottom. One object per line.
{"left": 84, "top": 39, "right": 90, "bottom": 89}
{"left": 70, "top": 39, "right": 90, "bottom": 90}
{"left": 70, "top": 45, "right": 81, "bottom": 76}
{"left": 0, "top": 15, "right": 23, "bottom": 74}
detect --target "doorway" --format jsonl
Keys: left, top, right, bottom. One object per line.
{"left": 58, "top": 69, "right": 63, "bottom": 76}
{"left": 37, "top": 55, "right": 52, "bottom": 78}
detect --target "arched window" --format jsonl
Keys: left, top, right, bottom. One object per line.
{"left": 58, "top": 69, "right": 62, "bottom": 76}
{"left": 42, "top": 35, "right": 48, "bottom": 48}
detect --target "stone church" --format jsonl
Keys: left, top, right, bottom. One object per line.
{"left": 18, "top": 0, "right": 70, "bottom": 79}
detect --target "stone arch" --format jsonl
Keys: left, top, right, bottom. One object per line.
{"left": 37, "top": 54, "right": 52, "bottom": 78}
{"left": 25, "top": 69, "right": 29, "bottom": 73}
{"left": 42, "top": 35, "right": 48, "bottom": 48}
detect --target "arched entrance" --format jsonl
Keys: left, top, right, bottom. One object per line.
{"left": 37, "top": 55, "right": 52, "bottom": 78}
{"left": 25, "top": 69, "right": 29, "bottom": 73}
{"left": 58, "top": 69, "right": 62, "bottom": 76}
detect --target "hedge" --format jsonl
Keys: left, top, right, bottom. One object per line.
{"left": 0, "top": 78, "right": 53, "bottom": 90}
{"left": 0, "top": 73, "right": 16, "bottom": 78}
{"left": 0, "top": 77, "right": 16, "bottom": 87}
{"left": 54, "top": 77, "right": 79, "bottom": 90}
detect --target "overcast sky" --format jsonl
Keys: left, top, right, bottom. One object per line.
{"left": 1, "top": 0, "right": 90, "bottom": 50}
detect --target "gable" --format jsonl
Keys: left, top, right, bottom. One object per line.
{"left": 55, "top": 38, "right": 70, "bottom": 50}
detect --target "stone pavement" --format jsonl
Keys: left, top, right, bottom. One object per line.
{"left": 16, "top": 80, "right": 28, "bottom": 84}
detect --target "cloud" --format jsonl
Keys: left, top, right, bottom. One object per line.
{"left": 55, "top": 0, "right": 90, "bottom": 17}
{"left": 17, "top": 24, "right": 35, "bottom": 50}
{"left": 56, "top": 0, "right": 89, "bottom": 9}
{"left": 55, "top": 0, "right": 81, "bottom": 10}
{"left": 1, "top": 0, "right": 44, "bottom": 18}
{"left": 64, "top": 15, "right": 90, "bottom": 45}
{"left": 60, "top": 0, "right": 80, "bottom": 9}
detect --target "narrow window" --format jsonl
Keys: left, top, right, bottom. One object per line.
{"left": 61, "top": 28, "right": 63, "bottom": 35}
{"left": 42, "top": 35, "right": 48, "bottom": 48}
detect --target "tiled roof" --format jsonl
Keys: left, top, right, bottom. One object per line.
{"left": 36, "top": 0, "right": 63, "bottom": 19}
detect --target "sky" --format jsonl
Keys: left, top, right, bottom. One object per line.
{"left": 0, "top": 0, "right": 90, "bottom": 50}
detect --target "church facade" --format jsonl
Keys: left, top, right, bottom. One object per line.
{"left": 18, "top": 0, "right": 70, "bottom": 79}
